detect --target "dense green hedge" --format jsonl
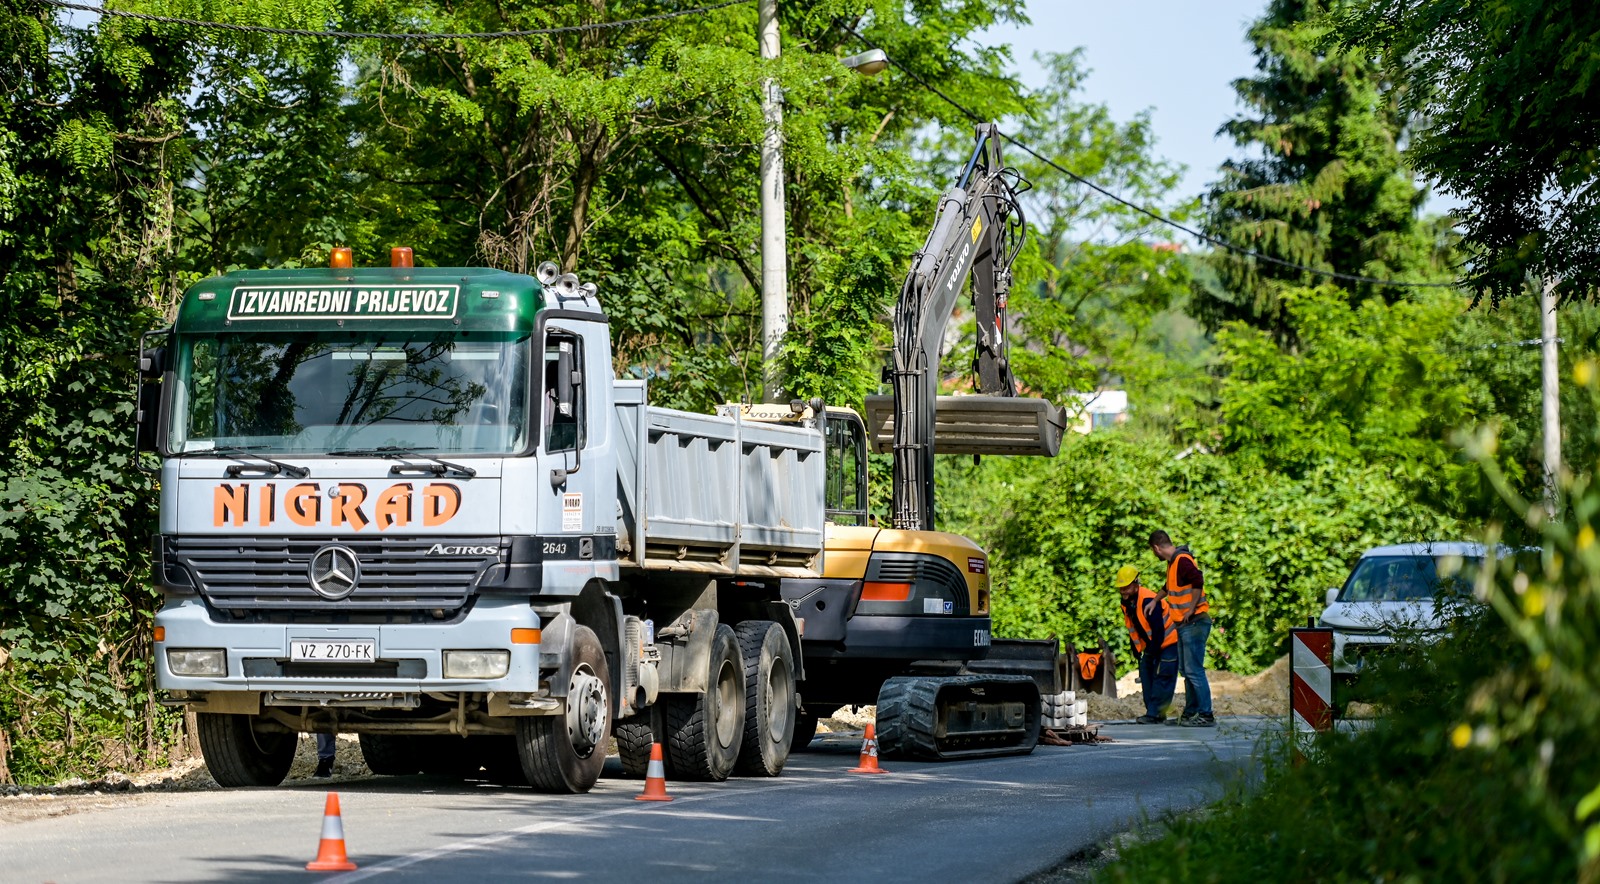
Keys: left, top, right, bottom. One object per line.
{"left": 938, "top": 431, "right": 1457, "bottom": 672}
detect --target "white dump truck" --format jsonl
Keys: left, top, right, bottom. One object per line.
{"left": 136, "top": 249, "right": 824, "bottom": 792}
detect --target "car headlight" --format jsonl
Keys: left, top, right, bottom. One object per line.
{"left": 443, "top": 650, "right": 510, "bottom": 679}
{"left": 167, "top": 649, "right": 227, "bottom": 677}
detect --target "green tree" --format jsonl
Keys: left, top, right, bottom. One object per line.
{"left": 1329, "top": 0, "right": 1600, "bottom": 302}
{"left": 1195, "top": 0, "right": 1448, "bottom": 344}
{"left": 0, "top": 0, "right": 195, "bottom": 781}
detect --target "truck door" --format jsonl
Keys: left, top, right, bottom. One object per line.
{"left": 536, "top": 324, "right": 616, "bottom": 589}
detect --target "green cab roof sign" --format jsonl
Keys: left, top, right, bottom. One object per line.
{"left": 227, "top": 285, "right": 460, "bottom": 320}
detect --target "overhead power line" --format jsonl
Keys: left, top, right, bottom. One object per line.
{"left": 41, "top": 0, "right": 754, "bottom": 40}
{"left": 837, "top": 25, "right": 1466, "bottom": 291}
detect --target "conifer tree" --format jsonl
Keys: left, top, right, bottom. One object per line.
{"left": 1194, "top": 0, "right": 1445, "bottom": 344}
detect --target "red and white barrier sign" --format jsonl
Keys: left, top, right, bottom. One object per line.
{"left": 1289, "top": 627, "right": 1333, "bottom": 733}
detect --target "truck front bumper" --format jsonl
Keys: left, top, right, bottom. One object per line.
{"left": 154, "top": 597, "right": 541, "bottom": 695}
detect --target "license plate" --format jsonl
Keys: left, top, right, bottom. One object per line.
{"left": 291, "top": 639, "right": 376, "bottom": 662}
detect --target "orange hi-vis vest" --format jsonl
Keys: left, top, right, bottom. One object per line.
{"left": 1122, "top": 587, "right": 1176, "bottom": 656}
{"left": 1165, "top": 551, "right": 1209, "bottom": 625}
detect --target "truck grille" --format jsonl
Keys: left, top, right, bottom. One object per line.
{"left": 166, "top": 536, "right": 503, "bottom": 615}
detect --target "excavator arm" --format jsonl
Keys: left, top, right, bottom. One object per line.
{"left": 875, "top": 124, "right": 1066, "bottom": 531}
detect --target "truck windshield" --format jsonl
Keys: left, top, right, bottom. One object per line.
{"left": 169, "top": 332, "right": 530, "bottom": 455}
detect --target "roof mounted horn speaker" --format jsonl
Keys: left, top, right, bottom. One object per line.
{"left": 536, "top": 261, "right": 561, "bottom": 286}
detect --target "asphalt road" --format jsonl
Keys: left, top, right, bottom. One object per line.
{"left": 2, "top": 719, "right": 1267, "bottom": 883}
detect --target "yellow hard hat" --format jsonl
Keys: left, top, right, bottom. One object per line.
{"left": 1114, "top": 565, "right": 1140, "bottom": 588}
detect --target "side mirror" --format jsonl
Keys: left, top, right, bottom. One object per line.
{"left": 1324, "top": 588, "right": 1340, "bottom": 607}
{"left": 135, "top": 334, "right": 170, "bottom": 457}
{"left": 555, "top": 342, "right": 579, "bottom": 417}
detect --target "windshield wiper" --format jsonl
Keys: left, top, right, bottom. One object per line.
{"left": 327, "top": 446, "right": 477, "bottom": 478}
{"left": 194, "top": 445, "right": 310, "bottom": 479}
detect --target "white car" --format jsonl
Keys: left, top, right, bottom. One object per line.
{"left": 1317, "top": 542, "right": 1485, "bottom": 677}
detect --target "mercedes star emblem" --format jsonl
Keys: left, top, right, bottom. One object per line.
{"left": 309, "top": 545, "right": 360, "bottom": 600}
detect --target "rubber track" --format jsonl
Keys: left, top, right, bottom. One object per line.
{"left": 876, "top": 675, "right": 1040, "bottom": 762}
{"left": 614, "top": 714, "right": 655, "bottom": 778}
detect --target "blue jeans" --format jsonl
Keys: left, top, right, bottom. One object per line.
{"left": 316, "top": 731, "right": 336, "bottom": 761}
{"left": 1177, "top": 616, "right": 1213, "bottom": 717}
{"left": 1138, "top": 645, "right": 1179, "bottom": 718}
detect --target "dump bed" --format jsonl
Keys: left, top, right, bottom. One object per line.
{"left": 613, "top": 381, "right": 825, "bottom": 577}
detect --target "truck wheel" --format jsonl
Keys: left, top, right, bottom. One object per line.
{"left": 733, "top": 620, "right": 795, "bottom": 776}
{"left": 664, "top": 623, "right": 744, "bottom": 781}
{"left": 196, "top": 712, "right": 295, "bottom": 787}
{"left": 790, "top": 707, "right": 820, "bottom": 753}
{"left": 517, "top": 625, "right": 611, "bottom": 793}
{"left": 614, "top": 710, "right": 657, "bottom": 779}
{"left": 359, "top": 734, "right": 421, "bottom": 775}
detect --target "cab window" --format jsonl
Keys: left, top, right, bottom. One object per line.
{"left": 825, "top": 415, "right": 869, "bottom": 525}
{"left": 543, "top": 333, "right": 584, "bottom": 452}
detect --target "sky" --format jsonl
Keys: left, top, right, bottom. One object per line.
{"left": 979, "top": 0, "right": 1267, "bottom": 206}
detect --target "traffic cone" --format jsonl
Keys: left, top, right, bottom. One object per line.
{"left": 635, "top": 742, "right": 675, "bottom": 802}
{"left": 848, "top": 722, "right": 888, "bottom": 774}
{"left": 306, "top": 792, "right": 358, "bottom": 872}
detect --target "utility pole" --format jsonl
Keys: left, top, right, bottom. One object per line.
{"left": 758, "top": 0, "right": 787, "bottom": 403}
{"left": 1542, "top": 277, "right": 1561, "bottom": 519}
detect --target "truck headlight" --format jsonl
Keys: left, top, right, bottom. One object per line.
{"left": 167, "top": 649, "right": 227, "bottom": 677}
{"left": 443, "top": 650, "right": 510, "bottom": 679}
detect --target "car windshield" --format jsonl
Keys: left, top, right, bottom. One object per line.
{"left": 1338, "top": 554, "right": 1478, "bottom": 603}
{"left": 169, "top": 331, "right": 530, "bottom": 455}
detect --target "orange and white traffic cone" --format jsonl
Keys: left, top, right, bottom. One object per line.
{"left": 848, "top": 722, "right": 888, "bottom": 774}
{"left": 635, "top": 742, "right": 675, "bottom": 802}
{"left": 306, "top": 792, "right": 358, "bottom": 872}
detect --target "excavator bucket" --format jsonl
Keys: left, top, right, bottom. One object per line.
{"left": 862, "top": 395, "right": 1068, "bottom": 458}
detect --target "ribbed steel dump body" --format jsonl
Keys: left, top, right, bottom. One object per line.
{"left": 612, "top": 380, "right": 825, "bottom": 578}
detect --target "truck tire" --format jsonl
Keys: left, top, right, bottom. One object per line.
{"left": 516, "top": 624, "right": 611, "bottom": 793}
{"left": 196, "top": 712, "right": 295, "bottom": 787}
{"left": 733, "top": 620, "right": 795, "bottom": 776}
{"left": 663, "top": 623, "right": 744, "bottom": 781}
{"left": 359, "top": 734, "right": 421, "bottom": 775}
{"left": 790, "top": 707, "right": 820, "bottom": 753}
{"left": 614, "top": 711, "right": 656, "bottom": 779}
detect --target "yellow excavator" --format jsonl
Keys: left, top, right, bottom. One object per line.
{"left": 742, "top": 125, "right": 1115, "bottom": 761}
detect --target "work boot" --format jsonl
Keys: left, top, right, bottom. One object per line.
{"left": 1134, "top": 714, "right": 1165, "bottom": 725}
{"left": 1178, "top": 713, "right": 1198, "bottom": 726}
{"left": 1181, "top": 713, "right": 1216, "bottom": 728}
{"left": 314, "top": 757, "right": 335, "bottom": 778}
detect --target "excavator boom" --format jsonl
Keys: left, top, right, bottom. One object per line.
{"left": 883, "top": 123, "right": 1066, "bottom": 530}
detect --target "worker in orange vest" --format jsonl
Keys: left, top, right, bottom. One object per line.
{"left": 1150, "top": 530, "right": 1215, "bottom": 727}
{"left": 1116, "top": 565, "right": 1177, "bottom": 724}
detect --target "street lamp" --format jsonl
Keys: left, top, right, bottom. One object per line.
{"left": 758, "top": 5, "right": 889, "bottom": 402}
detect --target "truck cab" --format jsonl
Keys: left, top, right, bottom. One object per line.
{"left": 141, "top": 253, "right": 821, "bottom": 792}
